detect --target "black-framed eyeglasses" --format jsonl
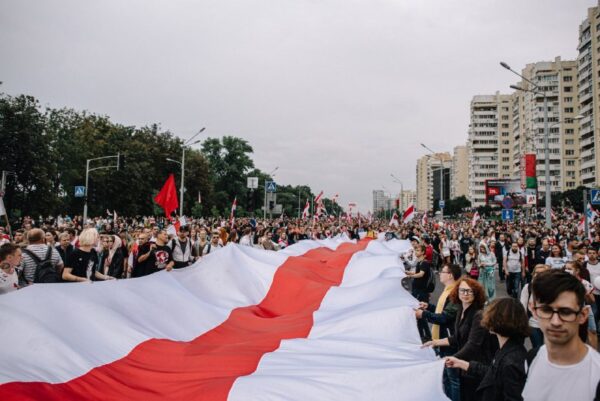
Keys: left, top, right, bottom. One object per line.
{"left": 458, "top": 288, "right": 474, "bottom": 295}
{"left": 534, "top": 305, "right": 582, "bottom": 322}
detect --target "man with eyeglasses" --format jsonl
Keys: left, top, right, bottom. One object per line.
{"left": 522, "top": 270, "right": 600, "bottom": 401}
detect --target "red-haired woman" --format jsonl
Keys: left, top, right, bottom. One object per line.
{"left": 423, "top": 277, "right": 498, "bottom": 401}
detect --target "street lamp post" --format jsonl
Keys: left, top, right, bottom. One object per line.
{"left": 501, "top": 61, "right": 565, "bottom": 228}
{"left": 390, "top": 173, "right": 404, "bottom": 211}
{"left": 263, "top": 167, "right": 279, "bottom": 220}
{"left": 167, "top": 127, "right": 205, "bottom": 216}
{"left": 83, "top": 154, "right": 120, "bottom": 224}
{"left": 421, "top": 143, "right": 445, "bottom": 220}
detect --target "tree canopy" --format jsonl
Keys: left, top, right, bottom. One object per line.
{"left": 0, "top": 92, "right": 333, "bottom": 218}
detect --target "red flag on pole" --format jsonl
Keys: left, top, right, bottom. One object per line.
{"left": 154, "top": 174, "right": 179, "bottom": 217}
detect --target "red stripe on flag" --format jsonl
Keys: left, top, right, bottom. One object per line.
{"left": 0, "top": 241, "right": 370, "bottom": 401}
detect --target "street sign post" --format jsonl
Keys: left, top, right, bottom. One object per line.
{"left": 502, "top": 209, "right": 514, "bottom": 221}
{"left": 74, "top": 186, "right": 85, "bottom": 198}
{"left": 247, "top": 177, "right": 258, "bottom": 190}
{"left": 266, "top": 181, "right": 277, "bottom": 193}
{"left": 501, "top": 196, "right": 514, "bottom": 209}
{"left": 439, "top": 200, "right": 445, "bottom": 209}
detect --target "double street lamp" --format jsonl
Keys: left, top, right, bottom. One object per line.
{"left": 501, "top": 61, "right": 583, "bottom": 228}
{"left": 166, "top": 127, "right": 206, "bottom": 216}
{"left": 390, "top": 173, "right": 404, "bottom": 211}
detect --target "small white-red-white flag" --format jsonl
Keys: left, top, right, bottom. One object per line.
{"left": 302, "top": 199, "right": 310, "bottom": 219}
{"left": 402, "top": 203, "right": 415, "bottom": 224}
{"left": 230, "top": 197, "right": 237, "bottom": 227}
{"left": 314, "top": 191, "right": 324, "bottom": 203}
{"left": 389, "top": 211, "right": 400, "bottom": 227}
{"left": 471, "top": 211, "right": 480, "bottom": 228}
{"left": 421, "top": 213, "right": 428, "bottom": 226}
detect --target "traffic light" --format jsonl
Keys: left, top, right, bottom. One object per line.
{"left": 269, "top": 200, "right": 275, "bottom": 210}
{"left": 117, "top": 154, "right": 126, "bottom": 170}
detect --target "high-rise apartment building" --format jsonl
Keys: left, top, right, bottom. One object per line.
{"left": 451, "top": 145, "right": 469, "bottom": 199}
{"left": 372, "top": 190, "right": 390, "bottom": 214}
{"left": 416, "top": 152, "right": 451, "bottom": 212}
{"left": 467, "top": 93, "right": 513, "bottom": 207}
{"left": 579, "top": 5, "right": 600, "bottom": 186}
{"left": 510, "top": 57, "right": 579, "bottom": 194}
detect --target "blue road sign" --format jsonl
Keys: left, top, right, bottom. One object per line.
{"left": 591, "top": 189, "right": 600, "bottom": 205}
{"left": 439, "top": 200, "right": 445, "bottom": 209}
{"left": 74, "top": 186, "right": 85, "bottom": 198}
{"left": 266, "top": 181, "right": 277, "bottom": 193}
{"left": 501, "top": 196, "right": 514, "bottom": 209}
{"left": 502, "top": 209, "right": 514, "bottom": 221}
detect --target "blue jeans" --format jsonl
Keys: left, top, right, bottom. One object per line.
{"left": 438, "top": 348, "right": 460, "bottom": 401}
{"left": 412, "top": 288, "right": 431, "bottom": 341}
{"left": 506, "top": 272, "right": 522, "bottom": 299}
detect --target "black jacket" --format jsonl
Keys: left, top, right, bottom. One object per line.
{"left": 467, "top": 338, "right": 527, "bottom": 401}
{"left": 448, "top": 304, "right": 498, "bottom": 364}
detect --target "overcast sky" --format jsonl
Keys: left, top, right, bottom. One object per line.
{"left": 0, "top": 0, "right": 591, "bottom": 212}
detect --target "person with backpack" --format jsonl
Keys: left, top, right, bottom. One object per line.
{"left": 62, "top": 228, "right": 115, "bottom": 282}
{"left": 19, "top": 228, "right": 63, "bottom": 284}
{"left": 406, "top": 244, "right": 433, "bottom": 341}
{"left": 169, "top": 226, "right": 194, "bottom": 269}
{"left": 503, "top": 242, "right": 525, "bottom": 299}
{"left": 522, "top": 269, "right": 600, "bottom": 401}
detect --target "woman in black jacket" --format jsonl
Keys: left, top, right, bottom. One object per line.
{"left": 445, "top": 297, "right": 529, "bottom": 401}
{"left": 423, "top": 277, "right": 498, "bottom": 401}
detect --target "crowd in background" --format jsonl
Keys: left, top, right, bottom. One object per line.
{"left": 1, "top": 208, "right": 600, "bottom": 400}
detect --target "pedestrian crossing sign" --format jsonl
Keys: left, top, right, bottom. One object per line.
{"left": 266, "top": 181, "right": 277, "bottom": 193}
{"left": 592, "top": 189, "right": 600, "bottom": 205}
{"left": 74, "top": 186, "right": 85, "bottom": 198}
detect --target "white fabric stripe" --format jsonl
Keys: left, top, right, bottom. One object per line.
{"left": 0, "top": 239, "right": 348, "bottom": 384}
{"left": 228, "top": 239, "right": 449, "bottom": 401}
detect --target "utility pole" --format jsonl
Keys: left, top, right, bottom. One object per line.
{"left": 83, "top": 154, "right": 120, "bottom": 224}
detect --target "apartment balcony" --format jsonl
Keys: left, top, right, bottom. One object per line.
{"left": 581, "top": 134, "right": 595, "bottom": 148}
{"left": 579, "top": 90, "right": 593, "bottom": 104}
{"left": 581, "top": 155, "right": 596, "bottom": 169}
{"left": 579, "top": 101, "right": 592, "bottom": 116}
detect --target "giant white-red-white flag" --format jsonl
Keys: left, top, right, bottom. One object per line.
{"left": 0, "top": 238, "right": 447, "bottom": 401}
{"left": 402, "top": 203, "right": 415, "bottom": 224}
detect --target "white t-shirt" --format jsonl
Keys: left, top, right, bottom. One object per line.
{"left": 587, "top": 261, "right": 600, "bottom": 295}
{"left": 523, "top": 344, "right": 600, "bottom": 401}
{"left": 545, "top": 256, "right": 567, "bottom": 270}
{"left": 0, "top": 270, "right": 18, "bottom": 295}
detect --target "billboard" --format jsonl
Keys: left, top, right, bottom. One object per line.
{"left": 485, "top": 178, "right": 538, "bottom": 206}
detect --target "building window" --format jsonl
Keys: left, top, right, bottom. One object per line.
{"left": 564, "top": 86, "right": 573, "bottom": 92}
{"left": 563, "top": 76, "right": 573, "bottom": 82}
{"left": 565, "top": 150, "right": 575, "bottom": 156}
{"left": 502, "top": 149, "right": 510, "bottom": 154}
{"left": 563, "top": 97, "right": 573, "bottom": 103}
{"left": 565, "top": 129, "right": 574, "bottom": 134}
{"left": 566, "top": 160, "right": 575, "bottom": 166}
{"left": 564, "top": 107, "right": 574, "bottom": 113}
{"left": 565, "top": 139, "right": 574, "bottom": 145}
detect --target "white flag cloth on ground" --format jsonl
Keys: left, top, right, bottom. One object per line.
{"left": 0, "top": 238, "right": 447, "bottom": 401}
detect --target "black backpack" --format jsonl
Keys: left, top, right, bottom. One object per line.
{"left": 23, "top": 246, "right": 60, "bottom": 283}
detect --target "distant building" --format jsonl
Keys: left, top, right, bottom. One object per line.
{"left": 451, "top": 145, "right": 469, "bottom": 199}
{"left": 416, "top": 152, "right": 451, "bottom": 212}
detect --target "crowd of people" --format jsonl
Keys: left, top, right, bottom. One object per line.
{"left": 1, "top": 207, "right": 600, "bottom": 400}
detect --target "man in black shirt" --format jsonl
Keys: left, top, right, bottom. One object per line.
{"left": 138, "top": 230, "right": 174, "bottom": 275}
{"left": 458, "top": 233, "right": 473, "bottom": 268}
{"left": 406, "top": 244, "right": 432, "bottom": 341}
